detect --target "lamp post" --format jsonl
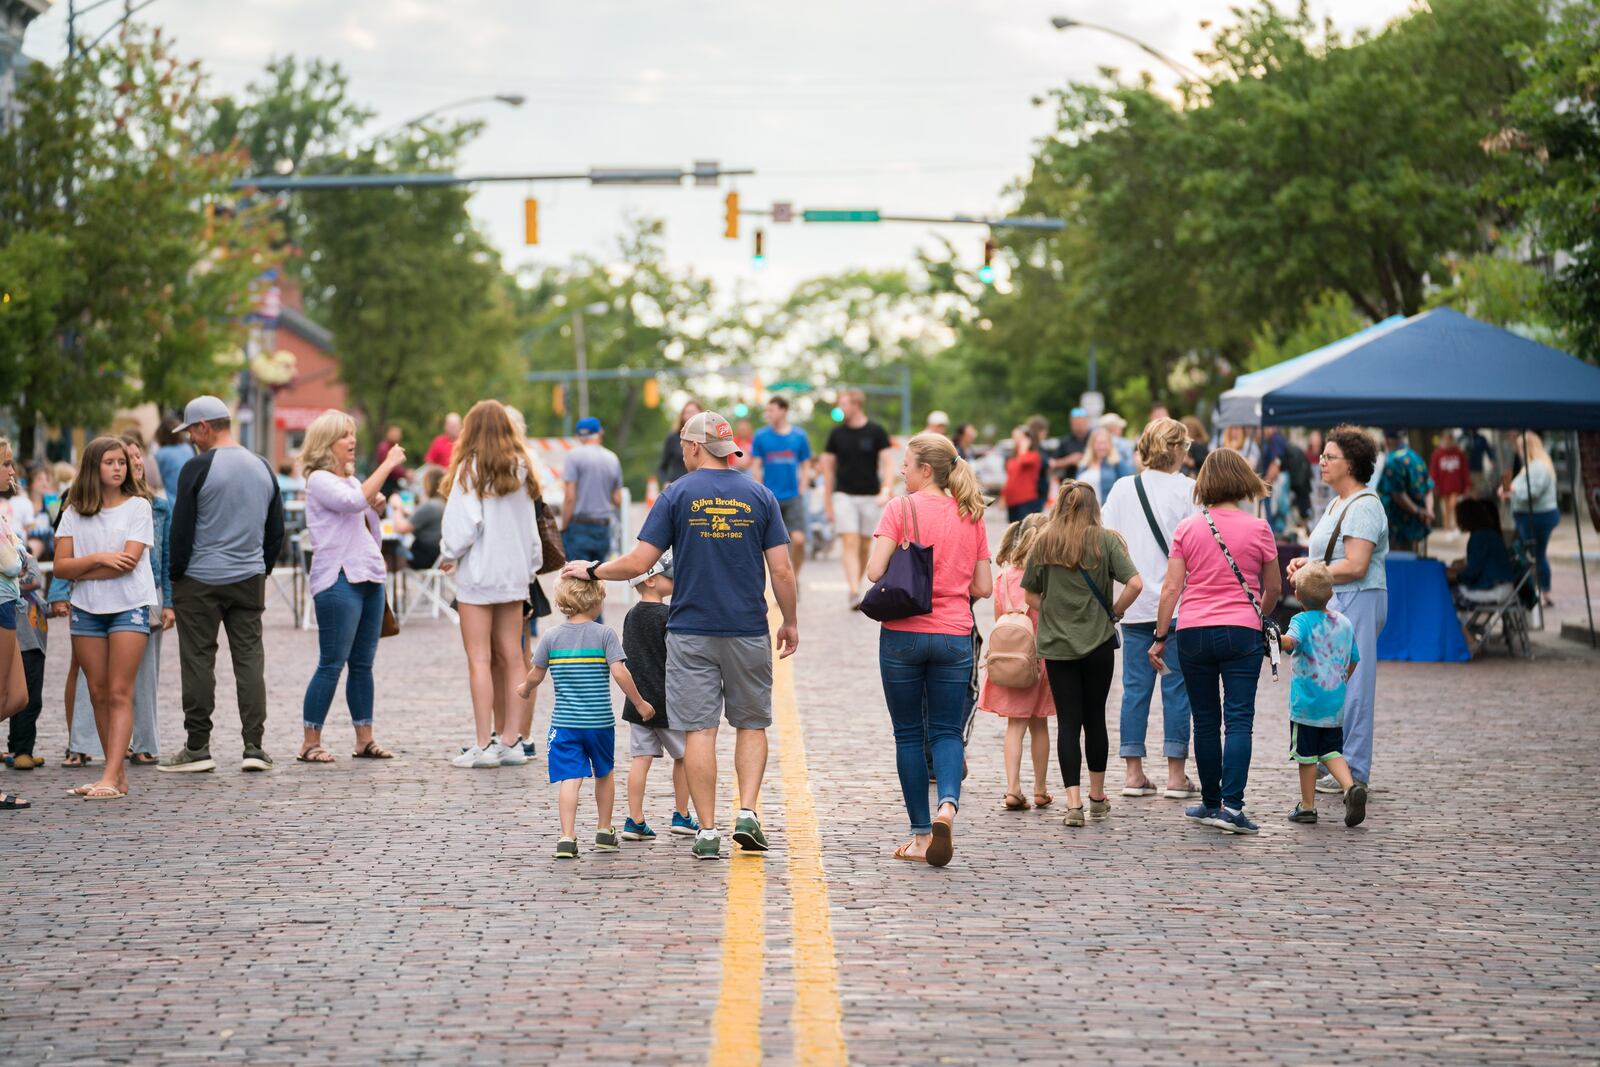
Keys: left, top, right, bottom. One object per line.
{"left": 1048, "top": 16, "right": 1205, "bottom": 82}
{"left": 570, "top": 301, "right": 609, "bottom": 420}
{"left": 365, "top": 94, "right": 526, "bottom": 145}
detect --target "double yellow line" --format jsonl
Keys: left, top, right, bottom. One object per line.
{"left": 709, "top": 613, "right": 847, "bottom": 1066}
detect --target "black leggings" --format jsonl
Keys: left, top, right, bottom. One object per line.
{"left": 1045, "top": 639, "right": 1117, "bottom": 790}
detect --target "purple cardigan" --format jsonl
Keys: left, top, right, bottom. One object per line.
{"left": 305, "top": 470, "right": 386, "bottom": 596}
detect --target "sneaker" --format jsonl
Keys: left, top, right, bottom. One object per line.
{"left": 1288, "top": 803, "right": 1319, "bottom": 824}
{"left": 1314, "top": 774, "right": 1344, "bottom": 794}
{"left": 489, "top": 740, "right": 527, "bottom": 767}
{"left": 11, "top": 754, "right": 42, "bottom": 770}
{"left": 692, "top": 831, "right": 723, "bottom": 860}
{"left": 1088, "top": 796, "right": 1111, "bottom": 820}
{"left": 1217, "top": 808, "right": 1260, "bottom": 835}
{"left": 554, "top": 837, "right": 578, "bottom": 859}
{"left": 240, "top": 748, "right": 274, "bottom": 772}
{"left": 158, "top": 748, "right": 216, "bottom": 773}
{"left": 450, "top": 745, "right": 499, "bottom": 769}
{"left": 1063, "top": 806, "right": 1085, "bottom": 828}
{"left": 622, "top": 818, "right": 656, "bottom": 841}
{"left": 1185, "top": 804, "right": 1231, "bottom": 830}
{"left": 521, "top": 737, "right": 537, "bottom": 758}
{"left": 670, "top": 811, "right": 701, "bottom": 836}
{"left": 594, "top": 827, "right": 620, "bottom": 851}
{"left": 1343, "top": 782, "right": 1369, "bottom": 827}
{"left": 732, "top": 812, "right": 769, "bottom": 852}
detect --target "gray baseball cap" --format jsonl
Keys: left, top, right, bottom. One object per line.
{"left": 628, "top": 551, "right": 674, "bottom": 587}
{"left": 174, "top": 395, "right": 231, "bottom": 431}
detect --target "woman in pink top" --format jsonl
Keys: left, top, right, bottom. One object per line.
{"left": 298, "top": 410, "right": 407, "bottom": 765}
{"left": 867, "top": 433, "right": 993, "bottom": 867}
{"left": 1151, "top": 449, "right": 1280, "bottom": 835}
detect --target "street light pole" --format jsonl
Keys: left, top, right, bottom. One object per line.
{"left": 1048, "top": 16, "right": 1205, "bottom": 82}
{"left": 365, "top": 94, "right": 527, "bottom": 146}
{"left": 570, "top": 301, "right": 609, "bottom": 420}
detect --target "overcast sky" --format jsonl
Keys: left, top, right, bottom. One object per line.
{"left": 28, "top": 0, "right": 1417, "bottom": 298}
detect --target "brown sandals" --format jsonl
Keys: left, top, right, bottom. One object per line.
{"left": 352, "top": 741, "right": 394, "bottom": 759}
{"left": 1003, "top": 793, "right": 1031, "bottom": 811}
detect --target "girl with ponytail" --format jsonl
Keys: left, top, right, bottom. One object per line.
{"left": 866, "top": 432, "right": 993, "bottom": 868}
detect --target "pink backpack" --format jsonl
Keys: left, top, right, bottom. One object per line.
{"left": 983, "top": 573, "right": 1039, "bottom": 689}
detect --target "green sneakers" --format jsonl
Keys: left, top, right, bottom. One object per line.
{"left": 732, "top": 813, "right": 769, "bottom": 852}
{"left": 1088, "top": 796, "right": 1111, "bottom": 820}
{"left": 1063, "top": 806, "right": 1086, "bottom": 828}
{"left": 555, "top": 838, "right": 578, "bottom": 859}
{"left": 157, "top": 748, "right": 215, "bottom": 773}
{"left": 594, "top": 827, "right": 620, "bottom": 851}
{"left": 692, "top": 832, "right": 723, "bottom": 860}
{"left": 240, "top": 747, "right": 274, "bottom": 772}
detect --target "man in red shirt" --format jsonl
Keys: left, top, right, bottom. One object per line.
{"left": 1429, "top": 432, "right": 1469, "bottom": 534}
{"left": 424, "top": 412, "right": 462, "bottom": 469}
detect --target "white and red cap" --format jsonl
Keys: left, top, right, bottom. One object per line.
{"left": 681, "top": 411, "right": 743, "bottom": 458}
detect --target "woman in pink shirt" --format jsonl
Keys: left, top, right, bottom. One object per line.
{"left": 1150, "top": 449, "right": 1280, "bottom": 835}
{"left": 867, "top": 434, "right": 993, "bottom": 868}
{"left": 298, "top": 410, "right": 407, "bottom": 765}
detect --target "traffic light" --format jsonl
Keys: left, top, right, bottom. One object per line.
{"left": 724, "top": 191, "right": 739, "bottom": 239}
{"left": 552, "top": 383, "right": 565, "bottom": 416}
{"left": 978, "top": 235, "right": 998, "bottom": 284}
{"left": 753, "top": 229, "right": 765, "bottom": 264}
{"left": 643, "top": 378, "right": 660, "bottom": 409}
{"left": 524, "top": 197, "right": 538, "bottom": 245}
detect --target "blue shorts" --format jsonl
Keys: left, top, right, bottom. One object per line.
{"left": 546, "top": 725, "right": 615, "bottom": 783}
{"left": 0, "top": 600, "right": 13, "bottom": 631}
{"left": 70, "top": 605, "right": 150, "bottom": 638}
{"left": 1290, "top": 721, "right": 1344, "bottom": 765}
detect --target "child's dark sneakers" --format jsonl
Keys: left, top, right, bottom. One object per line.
{"left": 594, "top": 827, "right": 621, "bottom": 851}
{"left": 554, "top": 837, "right": 578, "bottom": 860}
{"left": 1343, "top": 783, "right": 1369, "bottom": 827}
{"left": 1288, "top": 803, "right": 1319, "bottom": 824}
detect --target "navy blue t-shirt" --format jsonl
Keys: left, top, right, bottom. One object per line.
{"left": 637, "top": 468, "right": 790, "bottom": 636}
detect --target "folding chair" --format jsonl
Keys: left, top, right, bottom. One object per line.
{"left": 402, "top": 567, "right": 458, "bottom": 624}
{"left": 1458, "top": 563, "right": 1535, "bottom": 658}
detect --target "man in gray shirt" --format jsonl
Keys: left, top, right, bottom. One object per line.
{"left": 561, "top": 416, "right": 624, "bottom": 566}
{"left": 160, "top": 395, "right": 284, "bottom": 775}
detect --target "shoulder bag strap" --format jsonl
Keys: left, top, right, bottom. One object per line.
{"left": 996, "top": 570, "right": 1016, "bottom": 615}
{"left": 1075, "top": 561, "right": 1117, "bottom": 623}
{"left": 1201, "top": 507, "right": 1267, "bottom": 624}
{"left": 898, "top": 494, "right": 921, "bottom": 547}
{"left": 1322, "top": 490, "right": 1378, "bottom": 565}
{"left": 1133, "top": 474, "right": 1169, "bottom": 557}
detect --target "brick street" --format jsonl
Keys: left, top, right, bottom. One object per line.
{"left": 3, "top": 536, "right": 1598, "bottom": 1065}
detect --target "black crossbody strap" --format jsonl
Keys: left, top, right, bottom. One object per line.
{"left": 1076, "top": 565, "right": 1117, "bottom": 623}
{"left": 1202, "top": 508, "right": 1267, "bottom": 624}
{"left": 1133, "top": 475, "right": 1168, "bottom": 557}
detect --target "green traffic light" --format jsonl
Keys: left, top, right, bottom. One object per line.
{"left": 734, "top": 403, "right": 750, "bottom": 418}
{"left": 977, "top": 265, "right": 995, "bottom": 284}
{"left": 830, "top": 406, "right": 845, "bottom": 422}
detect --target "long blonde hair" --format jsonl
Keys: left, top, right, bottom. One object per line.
{"left": 905, "top": 432, "right": 986, "bottom": 521}
{"left": 301, "top": 410, "right": 359, "bottom": 478}
{"left": 1520, "top": 431, "right": 1552, "bottom": 468}
{"left": 1030, "top": 480, "right": 1121, "bottom": 569}
{"left": 442, "top": 399, "right": 536, "bottom": 499}
{"left": 995, "top": 512, "right": 1048, "bottom": 568}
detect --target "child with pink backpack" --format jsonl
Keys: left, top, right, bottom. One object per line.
{"left": 979, "top": 514, "right": 1053, "bottom": 811}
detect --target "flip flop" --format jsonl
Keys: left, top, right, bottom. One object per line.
{"left": 296, "top": 746, "right": 336, "bottom": 764}
{"left": 128, "top": 752, "right": 160, "bottom": 766}
{"left": 1121, "top": 781, "right": 1159, "bottom": 797}
{"left": 81, "top": 785, "right": 127, "bottom": 801}
{"left": 1163, "top": 779, "right": 1202, "bottom": 799}
{"left": 926, "top": 815, "right": 954, "bottom": 868}
{"left": 65, "top": 783, "right": 96, "bottom": 796}
{"left": 1003, "top": 792, "right": 1030, "bottom": 811}
{"left": 892, "top": 841, "right": 927, "bottom": 863}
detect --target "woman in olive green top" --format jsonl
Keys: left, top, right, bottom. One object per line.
{"left": 1023, "top": 481, "right": 1142, "bottom": 827}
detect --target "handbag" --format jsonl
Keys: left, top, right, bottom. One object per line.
{"left": 534, "top": 496, "right": 565, "bottom": 575}
{"left": 1073, "top": 563, "right": 1122, "bottom": 650}
{"left": 1200, "top": 508, "right": 1281, "bottom": 679}
{"left": 526, "top": 579, "right": 552, "bottom": 619}
{"left": 859, "top": 496, "right": 933, "bottom": 622}
{"left": 380, "top": 598, "right": 400, "bottom": 639}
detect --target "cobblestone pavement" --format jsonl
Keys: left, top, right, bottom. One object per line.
{"left": 3, "top": 532, "right": 1599, "bottom": 1065}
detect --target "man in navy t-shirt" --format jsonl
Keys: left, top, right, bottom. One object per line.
{"left": 561, "top": 411, "right": 798, "bottom": 862}
{"left": 749, "top": 396, "right": 813, "bottom": 582}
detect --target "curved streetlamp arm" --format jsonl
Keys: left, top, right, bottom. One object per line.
{"left": 1049, "top": 17, "right": 1205, "bottom": 82}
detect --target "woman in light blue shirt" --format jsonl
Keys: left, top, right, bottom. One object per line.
{"left": 1287, "top": 425, "right": 1387, "bottom": 791}
{"left": 1501, "top": 432, "right": 1559, "bottom": 607}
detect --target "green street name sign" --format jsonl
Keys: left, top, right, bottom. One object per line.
{"left": 802, "top": 209, "right": 880, "bottom": 223}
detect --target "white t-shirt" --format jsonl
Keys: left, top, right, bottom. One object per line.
{"left": 57, "top": 497, "right": 159, "bottom": 615}
{"left": 1100, "top": 469, "right": 1198, "bottom": 624}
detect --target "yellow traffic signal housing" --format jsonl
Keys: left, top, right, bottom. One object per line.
{"left": 724, "top": 192, "right": 739, "bottom": 239}
{"left": 524, "top": 197, "right": 539, "bottom": 245}
{"left": 552, "top": 383, "right": 565, "bottom": 416}
{"left": 643, "top": 378, "right": 660, "bottom": 409}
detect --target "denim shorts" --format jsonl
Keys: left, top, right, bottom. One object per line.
{"left": 0, "top": 599, "right": 14, "bottom": 631}
{"left": 70, "top": 604, "right": 150, "bottom": 638}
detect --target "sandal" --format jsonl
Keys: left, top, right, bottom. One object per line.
{"left": 892, "top": 841, "right": 927, "bottom": 863}
{"left": 296, "top": 746, "right": 336, "bottom": 764}
{"left": 1003, "top": 792, "right": 1031, "bottom": 811}
{"left": 0, "top": 792, "right": 30, "bottom": 810}
{"left": 926, "top": 813, "right": 955, "bottom": 868}
{"left": 62, "top": 751, "right": 91, "bottom": 768}
{"left": 66, "top": 782, "right": 97, "bottom": 796}
{"left": 82, "top": 784, "right": 127, "bottom": 801}
{"left": 128, "top": 752, "right": 159, "bottom": 766}
{"left": 1033, "top": 792, "right": 1054, "bottom": 809}
{"left": 352, "top": 740, "right": 394, "bottom": 759}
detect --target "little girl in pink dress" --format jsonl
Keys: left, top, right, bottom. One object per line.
{"left": 978, "top": 514, "right": 1053, "bottom": 810}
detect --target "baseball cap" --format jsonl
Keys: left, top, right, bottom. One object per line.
{"left": 926, "top": 409, "right": 950, "bottom": 427}
{"left": 629, "top": 551, "right": 674, "bottom": 587}
{"left": 680, "top": 411, "right": 742, "bottom": 458}
{"left": 174, "top": 395, "right": 230, "bottom": 431}
{"left": 575, "top": 416, "right": 602, "bottom": 437}
{"left": 1070, "top": 407, "right": 1088, "bottom": 419}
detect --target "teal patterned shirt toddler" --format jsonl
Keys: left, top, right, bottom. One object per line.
{"left": 1287, "top": 609, "right": 1359, "bottom": 727}
{"left": 533, "top": 620, "right": 625, "bottom": 728}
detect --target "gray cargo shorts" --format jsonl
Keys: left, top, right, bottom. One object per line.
{"left": 666, "top": 632, "right": 773, "bottom": 732}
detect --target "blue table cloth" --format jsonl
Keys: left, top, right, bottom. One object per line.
{"left": 1377, "top": 558, "right": 1471, "bottom": 663}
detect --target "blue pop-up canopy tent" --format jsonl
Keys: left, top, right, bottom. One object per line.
{"left": 1216, "top": 307, "right": 1600, "bottom": 648}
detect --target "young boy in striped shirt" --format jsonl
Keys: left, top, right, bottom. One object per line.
{"left": 519, "top": 577, "right": 654, "bottom": 859}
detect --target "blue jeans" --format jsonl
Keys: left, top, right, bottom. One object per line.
{"left": 1119, "top": 622, "right": 1191, "bottom": 759}
{"left": 1513, "top": 508, "right": 1560, "bottom": 592}
{"left": 1176, "top": 625, "right": 1262, "bottom": 811}
{"left": 879, "top": 629, "right": 971, "bottom": 834}
{"left": 302, "top": 574, "right": 386, "bottom": 729}
{"left": 562, "top": 521, "right": 612, "bottom": 566}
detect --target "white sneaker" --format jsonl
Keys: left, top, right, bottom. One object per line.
{"left": 490, "top": 739, "right": 527, "bottom": 767}
{"left": 1314, "top": 774, "right": 1344, "bottom": 794}
{"left": 451, "top": 745, "right": 499, "bottom": 769}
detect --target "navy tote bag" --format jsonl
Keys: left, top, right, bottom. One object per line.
{"left": 859, "top": 496, "right": 934, "bottom": 622}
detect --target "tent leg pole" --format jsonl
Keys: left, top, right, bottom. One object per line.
{"left": 1572, "top": 431, "right": 1596, "bottom": 649}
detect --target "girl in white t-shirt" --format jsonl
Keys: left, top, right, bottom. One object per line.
{"left": 53, "top": 437, "right": 158, "bottom": 801}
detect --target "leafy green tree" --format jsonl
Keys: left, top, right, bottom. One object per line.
{"left": 1424, "top": 253, "right": 1557, "bottom": 338}
{"left": 1246, "top": 290, "right": 1367, "bottom": 372}
{"left": 0, "top": 26, "right": 278, "bottom": 446}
